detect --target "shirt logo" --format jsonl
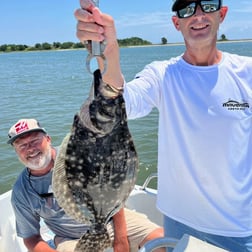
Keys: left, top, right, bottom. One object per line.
{"left": 14, "top": 121, "right": 29, "bottom": 134}
{"left": 223, "top": 100, "right": 250, "bottom": 111}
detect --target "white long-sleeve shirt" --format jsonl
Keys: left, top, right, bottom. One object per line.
{"left": 123, "top": 52, "right": 252, "bottom": 237}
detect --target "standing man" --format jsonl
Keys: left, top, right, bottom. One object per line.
{"left": 74, "top": 0, "right": 252, "bottom": 251}
{"left": 8, "top": 118, "right": 164, "bottom": 252}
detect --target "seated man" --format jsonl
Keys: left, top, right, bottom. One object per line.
{"left": 8, "top": 118, "right": 164, "bottom": 252}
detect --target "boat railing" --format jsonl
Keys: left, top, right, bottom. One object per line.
{"left": 140, "top": 173, "right": 157, "bottom": 190}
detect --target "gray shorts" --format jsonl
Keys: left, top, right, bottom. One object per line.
{"left": 56, "top": 208, "right": 160, "bottom": 252}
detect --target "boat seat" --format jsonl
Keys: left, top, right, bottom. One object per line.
{"left": 125, "top": 186, "right": 163, "bottom": 226}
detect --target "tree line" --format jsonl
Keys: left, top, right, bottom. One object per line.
{"left": 0, "top": 37, "right": 157, "bottom": 53}
{"left": 0, "top": 42, "right": 84, "bottom": 53}
{"left": 0, "top": 34, "right": 229, "bottom": 53}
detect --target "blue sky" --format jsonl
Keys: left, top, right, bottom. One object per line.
{"left": 1, "top": 1, "right": 252, "bottom": 45}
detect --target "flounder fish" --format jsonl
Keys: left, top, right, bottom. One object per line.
{"left": 52, "top": 69, "right": 138, "bottom": 252}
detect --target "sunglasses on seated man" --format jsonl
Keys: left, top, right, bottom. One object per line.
{"left": 173, "top": 0, "right": 222, "bottom": 19}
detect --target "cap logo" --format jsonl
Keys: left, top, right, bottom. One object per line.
{"left": 14, "top": 121, "right": 30, "bottom": 134}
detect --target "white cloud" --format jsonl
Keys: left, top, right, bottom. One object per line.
{"left": 115, "top": 11, "right": 171, "bottom": 28}
{"left": 114, "top": 11, "right": 181, "bottom": 43}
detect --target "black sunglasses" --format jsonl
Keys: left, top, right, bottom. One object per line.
{"left": 176, "top": 0, "right": 222, "bottom": 18}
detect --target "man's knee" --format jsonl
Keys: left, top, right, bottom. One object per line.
{"left": 140, "top": 227, "right": 165, "bottom": 252}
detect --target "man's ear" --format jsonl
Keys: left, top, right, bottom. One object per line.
{"left": 219, "top": 6, "right": 228, "bottom": 23}
{"left": 46, "top": 135, "right": 51, "bottom": 142}
{"left": 172, "top": 16, "right": 181, "bottom": 31}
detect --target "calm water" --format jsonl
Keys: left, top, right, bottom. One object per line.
{"left": 1, "top": 41, "right": 252, "bottom": 194}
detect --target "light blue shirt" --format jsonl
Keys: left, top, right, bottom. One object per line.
{"left": 11, "top": 167, "right": 89, "bottom": 239}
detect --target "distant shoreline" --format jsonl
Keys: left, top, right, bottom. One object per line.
{"left": 1, "top": 39, "right": 252, "bottom": 53}
{"left": 163, "top": 38, "right": 252, "bottom": 45}
{"left": 120, "top": 39, "right": 252, "bottom": 48}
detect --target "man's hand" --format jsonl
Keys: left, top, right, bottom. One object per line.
{"left": 24, "top": 234, "right": 57, "bottom": 252}
{"left": 75, "top": 0, "right": 124, "bottom": 89}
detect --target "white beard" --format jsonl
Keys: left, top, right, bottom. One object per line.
{"left": 21, "top": 146, "right": 52, "bottom": 171}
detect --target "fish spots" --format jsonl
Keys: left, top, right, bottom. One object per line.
{"left": 52, "top": 70, "right": 138, "bottom": 251}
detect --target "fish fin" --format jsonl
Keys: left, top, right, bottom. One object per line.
{"left": 52, "top": 133, "right": 93, "bottom": 223}
{"left": 74, "top": 228, "right": 111, "bottom": 252}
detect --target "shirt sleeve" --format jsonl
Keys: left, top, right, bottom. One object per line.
{"left": 123, "top": 61, "right": 166, "bottom": 119}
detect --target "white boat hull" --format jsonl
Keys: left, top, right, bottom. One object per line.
{"left": 0, "top": 190, "right": 27, "bottom": 252}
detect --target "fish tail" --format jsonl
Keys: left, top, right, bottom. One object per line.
{"left": 74, "top": 229, "right": 111, "bottom": 252}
